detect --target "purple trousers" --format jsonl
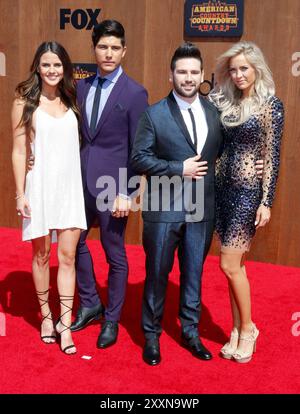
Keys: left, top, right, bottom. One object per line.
{"left": 75, "top": 189, "right": 128, "bottom": 322}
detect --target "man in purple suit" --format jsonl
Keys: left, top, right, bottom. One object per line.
{"left": 70, "top": 20, "right": 148, "bottom": 349}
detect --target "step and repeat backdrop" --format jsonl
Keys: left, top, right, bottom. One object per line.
{"left": 0, "top": 0, "right": 299, "bottom": 266}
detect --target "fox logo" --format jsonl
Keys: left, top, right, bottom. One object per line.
{"left": 60, "top": 9, "right": 101, "bottom": 30}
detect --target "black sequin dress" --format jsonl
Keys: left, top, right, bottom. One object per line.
{"left": 215, "top": 96, "right": 284, "bottom": 251}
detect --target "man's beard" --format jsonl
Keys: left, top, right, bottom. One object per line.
{"left": 173, "top": 82, "right": 199, "bottom": 99}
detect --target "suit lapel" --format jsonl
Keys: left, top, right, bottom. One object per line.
{"left": 92, "top": 72, "right": 127, "bottom": 139}
{"left": 81, "top": 75, "right": 95, "bottom": 142}
{"left": 199, "top": 96, "right": 217, "bottom": 158}
{"left": 167, "top": 92, "right": 196, "bottom": 153}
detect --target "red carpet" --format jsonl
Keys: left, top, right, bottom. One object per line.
{"left": 0, "top": 226, "right": 299, "bottom": 394}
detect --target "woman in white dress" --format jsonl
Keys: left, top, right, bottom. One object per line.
{"left": 12, "top": 41, "right": 87, "bottom": 355}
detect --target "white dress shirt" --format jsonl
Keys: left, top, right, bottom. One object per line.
{"left": 173, "top": 91, "right": 208, "bottom": 154}
{"left": 86, "top": 66, "right": 123, "bottom": 126}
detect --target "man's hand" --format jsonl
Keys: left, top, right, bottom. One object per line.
{"left": 255, "top": 159, "right": 264, "bottom": 178}
{"left": 27, "top": 154, "right": 35, "bottom": 171}
{"left": 183, "top": 154, "right": 208, "bottom": 179}
{"left": 255, "top": 204, "right": 271, "bottom": 228}
{"left": 111, "top": 195, "right": 132, "bottom": 218}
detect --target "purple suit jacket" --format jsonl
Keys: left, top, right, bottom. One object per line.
{"left": 77, "top": 71, "right": 148, "bottom": 199}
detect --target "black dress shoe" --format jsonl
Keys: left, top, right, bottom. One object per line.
{"left": 97, "top": 321, "right": 118, "bottom": 349}
{"left": 143, "top": 338, "right": 161, "bottom": 366}
{"left": 181, "top": 336, "right": 212, "bottom": 360}
{"left": 70, "top": 303, "right": 105, "bottom": 332}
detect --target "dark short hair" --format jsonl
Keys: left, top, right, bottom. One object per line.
{"left": 92, "top": 19, "right": 125, "bottom": 47}
{"left": 170, "top": 42, "right": 203, "bottom": 71}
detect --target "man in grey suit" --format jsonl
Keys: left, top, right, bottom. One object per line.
{"left": 131, "top": 43, "right": 223, "bottom": 365}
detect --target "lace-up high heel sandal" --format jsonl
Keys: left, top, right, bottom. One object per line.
{"left": 55, "top": 294, "right": 77, "bottom": 355}
{"left": 36, "top": 289, "right": 56, "bottom": 344}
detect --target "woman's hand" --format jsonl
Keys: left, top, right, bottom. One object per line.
{"left": 255, "top": 205, "right": 271, "bottom": 228}
{"left": 16, "top": 195, "right": 31, "bottom": 218}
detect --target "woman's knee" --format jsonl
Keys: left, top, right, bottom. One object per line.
{"left": 220, "top": 258, "right": 241, "bottom": 279}
{"left": 58, "top": 250, "right": 76, "bottom": 268}
{"left": 33, "top": 249, "right": 51, "bottom": 267}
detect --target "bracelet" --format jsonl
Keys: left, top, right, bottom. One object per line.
{"left": 15, "top": 193, "right": 24, "bottom": 200}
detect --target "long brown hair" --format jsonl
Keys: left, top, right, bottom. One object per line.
{"left": 15, "top": 41, "right": 80, "bottom": 132}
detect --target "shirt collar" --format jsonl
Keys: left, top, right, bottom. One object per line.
{"left": 96, "top": 65, "right": 123, "bottom": 83}
{"left": 172, "top": 90, "right": 200, "bottom": 110}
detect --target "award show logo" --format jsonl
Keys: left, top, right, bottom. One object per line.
{"left": 185, "top": 0, "right": 244, "bottom": 37}
{"left": 73, "top": 63, "right": 97, "bottom": 81}
{"left": 199, "top": 73, "right": 215, "bottom": 96}
{"left": 60, "top": 8, "right": 101, "bottom": 30}
{"left": 0, "top": 52, "right": 6, "bottom": 76}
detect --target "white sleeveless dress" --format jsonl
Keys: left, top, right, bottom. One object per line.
{"left": 22, "top": 107, "right": 87, "bottom": 241}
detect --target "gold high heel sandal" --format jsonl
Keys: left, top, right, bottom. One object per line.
{"left": 233, "top": 324, "right": 259, "bottom": 363}
{"left": 220, "top": 327, "right": 239, "bottom": 359}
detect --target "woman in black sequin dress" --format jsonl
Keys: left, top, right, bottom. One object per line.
{"left": 210, "top": 41, "right": 284, "bottom": 363}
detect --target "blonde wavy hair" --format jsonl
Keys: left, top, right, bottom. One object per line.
{"left": 209, "top": 41, "right": 275, "bottom": 126}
